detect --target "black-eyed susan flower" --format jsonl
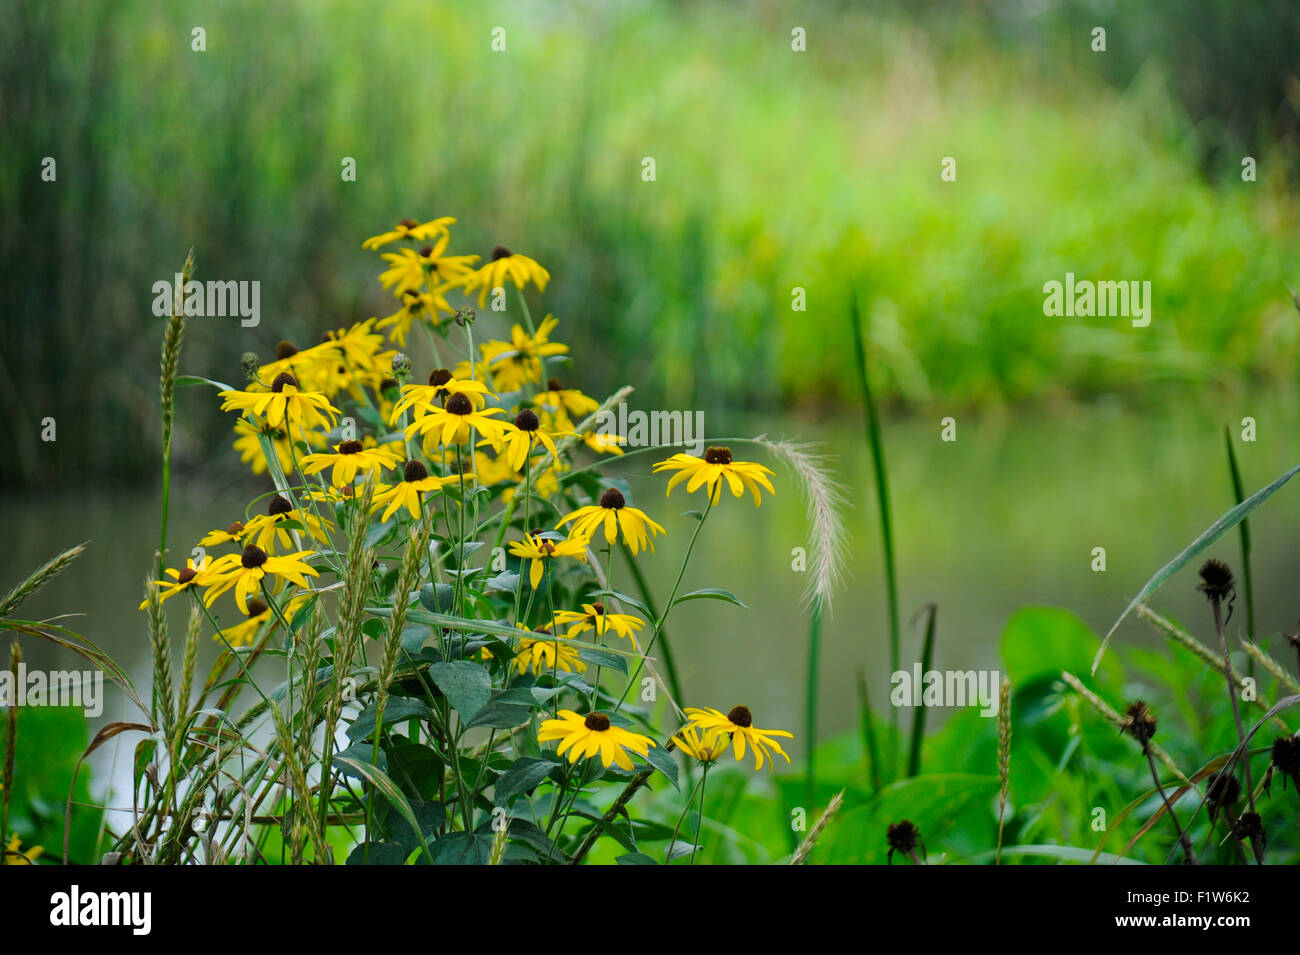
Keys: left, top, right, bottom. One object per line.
{"left": 684, "top": 705, "right": 793, "bottom": 771}
{"left": 478, "top": 315, "right": 568, "bottom": 391}
{"left": 220, "top": 598, "right": 272, "bottom": 649}
{"left": 219, "top": 373, "right": 339, "bottom": 434}
{"left": 886, "top": 820, "right": 925, "bottom": 865}
{"left": 455, "top": 246, "right": 550, "bottom": 308}
{"left": 362, "top": 216, "right": 455, "bottom": 251}
{"left": 508, "top": 531, "right": 589, "bottom": 590}
{"left": 233, "top": 417, "right": 297, "bottom": 476}
{"left": 390, "top": 369, "right": 492, "bottom": 423}
{"left": 378, "top": 240, "right": 480, "bottom": 298}
{"left": 538, "top": 709, "right": 655, "bottom": 771}
{"left": 513, "top": 630, "right": 588, "bottom": 677}
{"left": 497, "top": 408, "right": 572, "bottom": 472}
{"left": 137, "top": 559, "right": 206, "bottom": 610}
{"left": 199, "top": 521, "right": 252, "bottom": 549}
{"left": 4, "top": 834, "right": 42, "bottom": 865}
{"left": 532, "top": 377, "right": 599, "bottom": 419}
{"left": 653, "top": 446, "right": 775, "bottom": 506}
{"left": 300, "top": 439, "right": 400, "bottom": 487}
{"left": 377, "top": 287, "right": 456, "bottom": 346}
{"left": 198, "top": 544, "right": 319, "bottom": 614}
{"left": 243, "top": 494, "right": 333, "bottom": 552}
{"left": 553, "top": 602, "right": 645, "bottom": 642}
{"left": 671, "top": 724, "right": 730, "bottom": 764}
{"left": 556, "top": 487, "right": 665, "bottom": 555}
{"left": 372, "top": 460, "right": 463, "bottom": 523}
{"left": 404, "top": 391, "right": 510, "bottom": 448}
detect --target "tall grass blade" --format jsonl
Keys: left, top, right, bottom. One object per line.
{"left": 906, "top": 603, "right": 937, "bottom": 777}
{"left": 1095, "top": 459, "right": 1300, "bottom": 673}
{"left": 803, "top": 604, "right": 823, "bottom": 804}
{"left": 856, "top": 666, "right": 883, "bottom": 792}
{"left": 1223, "top": 426, "right": 1256, "bottom": 669}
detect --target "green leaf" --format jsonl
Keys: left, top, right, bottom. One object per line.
{"left": 335, "top": 742, "right": 388, "bottom": 775}
{"left": 333, "top": 755, "right": 433, "bottom": 864}
{"left": 345, "top": 842, "right": 412, "bottom": 865}
{"left": 670, "top": 587, "right": 747, "bottom": 609}
{"left": 616, "top": 852, "right": 659, "bottom": 865}
{"left": 577, "top": 646, "right": 627, "bottom": 673}
{"left": 431, "top": 831, "right": 493, "bottom": 865}
{"left": 641, "top": 743, "right": 680, "bottom": 790}
{"left": 1097, "top": 460, "right": 1300, "bottom": 672}
{"left": 427, "top": 661, "right": 492, "bottom": 719}
{"left": 494, "top": 756, "right": 560, "bottom": 806}
{"left": 466, "top": 698, "right": 533, "bottom": 729}
{"left": 419, "top": 583, "right": 456, "bottom": 614}
{"left": 346, "top": 697, "right": 433, "bottom": 742}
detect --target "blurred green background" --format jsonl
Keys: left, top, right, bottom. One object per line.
{"left": 2, "top": 0, "right": 1298, "bottom": 487}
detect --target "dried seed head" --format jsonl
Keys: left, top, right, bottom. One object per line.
{"left": 886, "top": 820, "right": 921, "bottom": 854}
{"left": 1206, "top": 770, "right": 1241, "bottom": 810}
{"left": 1272, "top": 735, "right": 1300, "bottom": 776}
{"left": 1197, "top": 559, "right": 1235, "bottom": 603}
{"left": 1234, "top": 811, "right": 1265, "bottom": 845}
{"left": 1121, "top": 700, "right": 1157, "bottom": 746}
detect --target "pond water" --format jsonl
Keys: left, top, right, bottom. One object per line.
{"left": 5, "top": 390, "right": 1299, "bottom": 803}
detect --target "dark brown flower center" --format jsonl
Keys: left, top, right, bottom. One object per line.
{"left": 399, "top": 218, "right": 419, "bottom": 229}
{"left": 547, "top": 377, "right": 564, "bottom": 392}
{"left": 887, "top": 820, "right": 920, "bottom": 852}
{"left": 599, "top": 487, "right": 625, "bottom": 510}
{"left": 246, "top": 599, "right": 269, "bottom": 618}
{"left": 1197, "top": 558, "right": 1235, "bottom": 602}
{"left": 275, "top": 341, "right": 298, "bottom": 360}
{"left": 404, "top": 460, "right": 429, "bottom": 483}
{"left": 445, "top": 392, "right": 473, "bottom": 416}
{"left": 584, "top": 712, "right": 611, "bottom": 732}
{"left": 271, "top": 372, "right": 297, "bottom": 393}
{"left": 492, "top": 245, "right": 512, "bottom": 261}
{"left": 514, "top": 409, "right": 540, "bottom": 431}
{"left": 418, "top": 244, "right": 434, "bottom": 258}
{"left": 240, "top": 545, "right": 268, "bottom": 569}
{"left": 727, "top": 705, "right": 753, "bottom": 728}
{"left": 429, "top": 368, "right": 453, "bottom": 387}
{"left": 591, "top": 601, "right": 605, "bottom": 616}
{"left": 226, "top": 521, "right": 245, "bottom": 536}
{"left": 1273, "top": 735, "right": 1300, "bottom": 774}
{"left": 268, "top": 494, "right": 293, "bottom": 517}
{"left": 178, "top": 567, "right": 199, "bottom": 585}
{"left": 338, "top": 440, "right": 364, "bottom": 455}
{"left": 1121, "top": 700, "right": 1157, "bottom": 745}
{"left": 704, "top": 446, "right": 733, "bottom": 465}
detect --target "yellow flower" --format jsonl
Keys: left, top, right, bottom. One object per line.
{"left": 4, "top": 833, "right": 42, "bottom": 865}
{"left": 531, "top": 377, "right": 599, "bottom": 419}
{"left": 362, "top": 216, "right": 455, "bottom": 250}
{"left": 653, "top": 447, "right": 775, "bottom": 506}
{"left": 377, "top": 286, "right": 456, "bottom": 346}
{"left": 456, "top": 245, "right": 550, "bottom": 308}
{"left": 507, "top": 532, "right": 589, "bottom": 590}
{"left": 243, "top": 495, "right": 333, "bottom": 552}
{"left": 496, "top": 408, "right": 572, "bottom": 472}
{"left": 671, "top": 724, "right": 730, "bottom": 764}
{"left": 372, "top": 460, "right": 463, "bottom": 523}
{"left": 232, "top": 417, "right": 298, "bottom": 476}
{"left": 378, "top": 237, "right": 479, "bottom": 296}
{"left": 199, "top": 521, "right": 253, "bottom": 549}
{"left": 512, "top": 632, "right": 587, "bottom": 676}
{"left": 479, "top": 315, "right": 568, "bottom": 391}
{"left": 390, "top": 369, "right": 493, "bottom": 423}
{"left": 538, "top": 709, "right": 655, "bottom": 771}
{"left": 556, "top": 487, "right": 665, "bottom": 555}
{"left": 684, "top": 705, "right": 793, "bottom": 771}
{"left": 300, "top": 439, "right": 400, "bottom": 487}
{"left": 219, "top": 373, "right": 339, "bottom": 434}
{"left": 553, "top": 602, "right": 645, "bottom": 641}
{"left": 404, "top": 391, "right": 510, "bottom": 448}
{"left": 219, "top": 598, "right": 272, "bottom": 648}
{"left": 137, "top": 559, "right": 206, "bottom": 610}
{"left": 582, "top": 431, "right": 626, "bottom": 456}
{"left": 197, "top": 545, "right": 319, "bottom": 614}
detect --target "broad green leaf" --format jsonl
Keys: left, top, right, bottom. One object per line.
{"left": 577, "top": 646, "right": 627, "bottom": 673}
{"left": 333, "top": 754, "right": 433, "bottom": 864}
{"left": 494, "top": 756, "right": 560, "bottom": 806}
{"left": 346, "top": 697, "right": 432, "bottom": 742}
{"left": 641, "top": 743, "right": 680, "bottom": 790}
{"left": 670, "top": 587, "right": 747, "bottom": 609}
{"left": 427, "top": 661, "right": 492, "bottom": 719}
